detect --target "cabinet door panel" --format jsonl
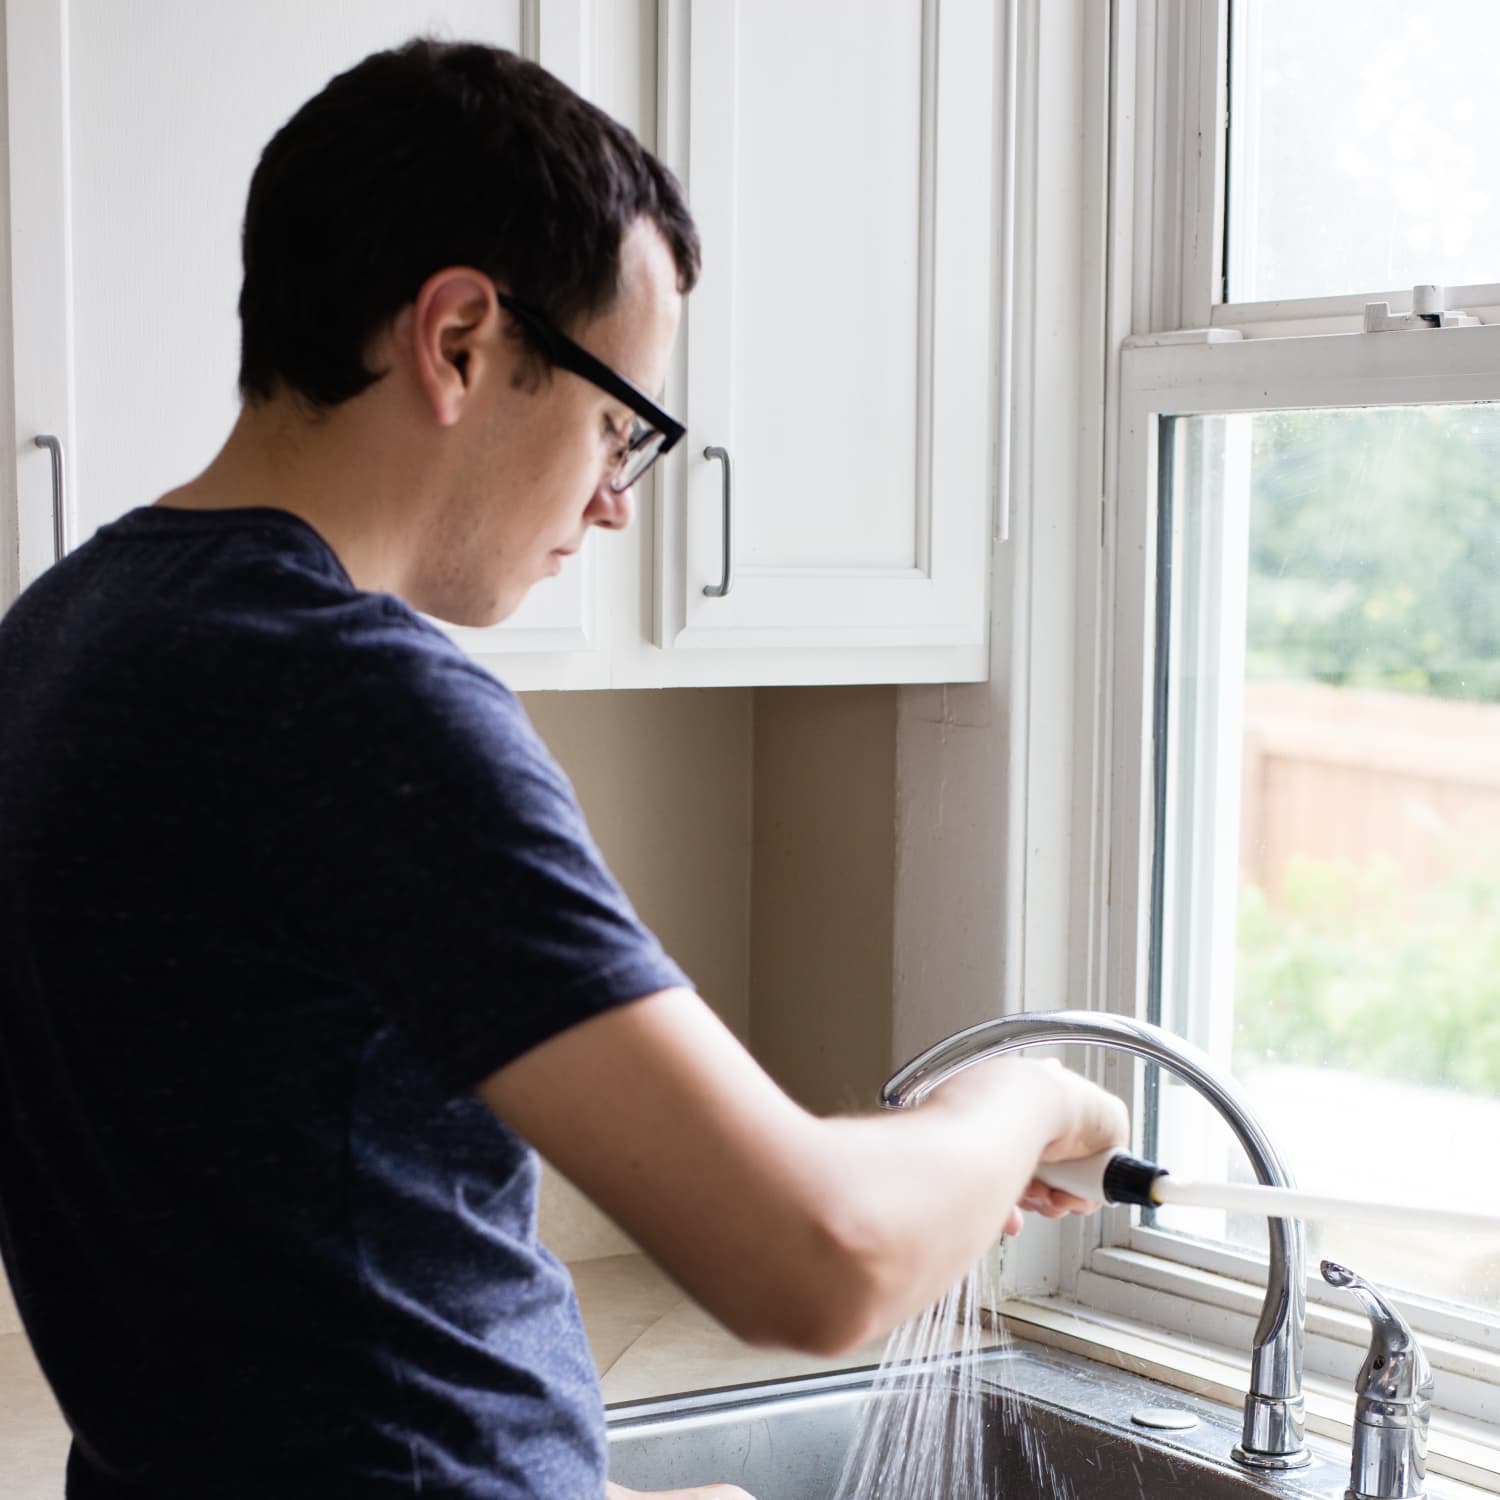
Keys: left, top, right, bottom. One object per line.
{"left": 655, "top": 0, "right": 996, "bottom": 661}
{"left": 8, "top": 0, "right": 598, "bottom": 667}
{"left": 733, "top": 0, "right": 921, "bottom": 574}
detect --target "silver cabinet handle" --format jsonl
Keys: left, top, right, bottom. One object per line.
{"left": 702, "top": 445, "right": 733, "bottom": 598}
{"left": 34, "top": 434, "right": 67, "bottom": 561}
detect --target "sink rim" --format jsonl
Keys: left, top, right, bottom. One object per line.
{"left": 605, "top": 1337, "right": 1448, "bottom": 1499}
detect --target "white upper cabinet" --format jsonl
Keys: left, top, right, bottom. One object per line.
{"left": 5, "top": 0, "right": 1000, "bottom": 689}
{"left": 6, "top": 0, "right": 605, "bottom": 685}
{"left": 638, "top": 0, "right": 998, "bottom": 687}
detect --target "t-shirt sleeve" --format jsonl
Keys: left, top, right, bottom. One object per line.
{"left": 258, "top": 614, "right": 691, "bottom": 1094}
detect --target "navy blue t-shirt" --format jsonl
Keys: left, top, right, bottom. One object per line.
{"left": 0, "top": 506, "right": 689, "bottom": 1498}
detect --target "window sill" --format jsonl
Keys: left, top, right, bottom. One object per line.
{"left": 993, "top": 1294, "right": 1500, "bottom": 1494}
{"left": 1095, "top": 1241, "right": 1500, "bottom": 1371}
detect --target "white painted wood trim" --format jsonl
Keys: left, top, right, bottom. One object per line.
{"left": 1082, "top": 1247, "right": 1500, "bottom": 1426}
{"left": 0, "top": 0, "right": 17, "bottom": 608}
{"left": 1174, "top": 0, "right": 1227, "bottom": 327}
{"left": 524, "top": 0, "right": 591, "bottom": 96}
{"left": 991, "top": 0, "right": 1018, "bottom": 546}
{"left": 650, "top": 0, "right": 690, "bottom": 653}
{"left": 6, "top": 0, "right": 76, "bottom": 600}
{"left": 1130, "top": 0, "right": 1228, "bottom": 333}
{"left": 1119, "top": 1231, "right": 1500, "bottom": 1356}
{"left": 1123, "top": 320, "right": 1500, "bottom": 407}
{"left": 610, "top": 639, "right": 986, "bottom": 690}
{"left": 919, "top": 0, "right": 996, "bottom": 627}
{"left": 891, "top": 0, "right": 1111, "bottom": 1300}
{"left": 1212, "top": 285, "right": 1500, "bottom": 338}
{"left": 912, "top": 0, "right": 938, "bottom": 572}
{"left": 653, "top": 0, "right": 736, "bottom": 648}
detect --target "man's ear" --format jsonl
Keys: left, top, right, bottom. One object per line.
{"left": 410, "top": 268, "right": 502, "bottom": 427}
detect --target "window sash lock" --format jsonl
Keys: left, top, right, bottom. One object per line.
{"left": 1364, "top": 285, "right": 1480, "bottom": 332}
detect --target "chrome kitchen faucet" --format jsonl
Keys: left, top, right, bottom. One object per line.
{"left": 883, "top": 1009, "right": 1312, "bottom": 1471}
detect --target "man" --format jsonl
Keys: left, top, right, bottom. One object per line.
{"left": 0, "top": 38, "right": 1127, "bottom": 1500}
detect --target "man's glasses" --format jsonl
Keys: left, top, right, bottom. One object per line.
{"left": 495, "top": 291, "right": 685, "bottom": 493}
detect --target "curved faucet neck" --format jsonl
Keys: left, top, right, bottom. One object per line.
{"left": 884, "top": 1009, "right": 1310, "bottom": 1471}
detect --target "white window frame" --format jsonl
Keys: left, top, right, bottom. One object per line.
{"left": 1066, "top": 0, "right": 1500, "bottom": 1429}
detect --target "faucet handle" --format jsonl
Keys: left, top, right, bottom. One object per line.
{"left": 1321, "top": 1260, "right": 1433, "bottom": 1407}
{"left": 1321, "top": 1260, "right": 1432, "bottom": 1500}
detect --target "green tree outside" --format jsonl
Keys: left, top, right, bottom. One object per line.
{"left": 1231, "top": 404, "right": 1500, "bottom": 1092}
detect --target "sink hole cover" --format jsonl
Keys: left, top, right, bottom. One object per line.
{"left": 1130, "top": 1406, "right": 1200, "bottom": 1431}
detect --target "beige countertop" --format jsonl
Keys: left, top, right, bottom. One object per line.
{"left": 0, "top": 1329, "right": 68, "bottom": 1500}
{"left": 574, "top": 1252, "right": 897, "bottom": 1407}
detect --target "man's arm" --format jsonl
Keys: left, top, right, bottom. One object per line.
{"left": 477, "top": 988, "right": 1126, "bottom": 1356}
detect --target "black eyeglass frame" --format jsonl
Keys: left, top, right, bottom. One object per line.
{"left": 495, "top": 290, "right": 685, "bottom": 492}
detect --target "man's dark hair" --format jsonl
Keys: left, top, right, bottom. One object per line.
{"left": 238, "top": 39, "right": 701, "bottom": 408}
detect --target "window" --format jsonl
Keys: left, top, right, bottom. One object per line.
{"left": 1079, "top": 0, "right": 1500, "bottom": 1429}
{"left": 1226, "top": 0, "right": 1500, "bottom": 303}
{"left": 1151, "top": 400, "right": 1500, "bottom": 1325}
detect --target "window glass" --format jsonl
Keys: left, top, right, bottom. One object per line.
{"left": 1228, "top": 0, "right": 1500, "bottom": 302}
{"left": 1150, "top": 403, "right": 1500, "bottom": 1321}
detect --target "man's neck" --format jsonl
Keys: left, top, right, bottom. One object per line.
{"left": 156, "top": 396, "right": 431, "bottom": 599}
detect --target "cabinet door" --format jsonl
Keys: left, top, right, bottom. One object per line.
{"left": 5, "top": 0, "right": 602, "bottom": 679}
{"left": 650, "top": 0, "right": 996, "bottom": 683}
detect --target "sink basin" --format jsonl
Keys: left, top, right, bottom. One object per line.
{"left": 607, "top": 1341, "right": 1433, "bottom": 1500}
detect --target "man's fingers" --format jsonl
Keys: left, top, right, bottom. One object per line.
{"left": 1017, "top": 1181, "right": 1099, "bottom": 1218}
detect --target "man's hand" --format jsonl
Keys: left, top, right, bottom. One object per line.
{"left": 1001, "top": 1176, "right": 1100, "bottom": 1235}
{"left": 480, "top": 989, "right": 1131, "bottom": 1354}
{"left": 605, "top": 1484, "right": 756, "bottom": 1500}
{"left": 988, "top": 1057, "right": 1131, "bottom": 1234}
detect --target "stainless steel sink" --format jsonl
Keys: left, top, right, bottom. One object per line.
{"left": 607, "top": 1341, "right": 1455, "bottom": 1499}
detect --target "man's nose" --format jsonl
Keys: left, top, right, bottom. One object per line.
{"left": 584, "top": 473, "right": 634, "bottom": 531}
